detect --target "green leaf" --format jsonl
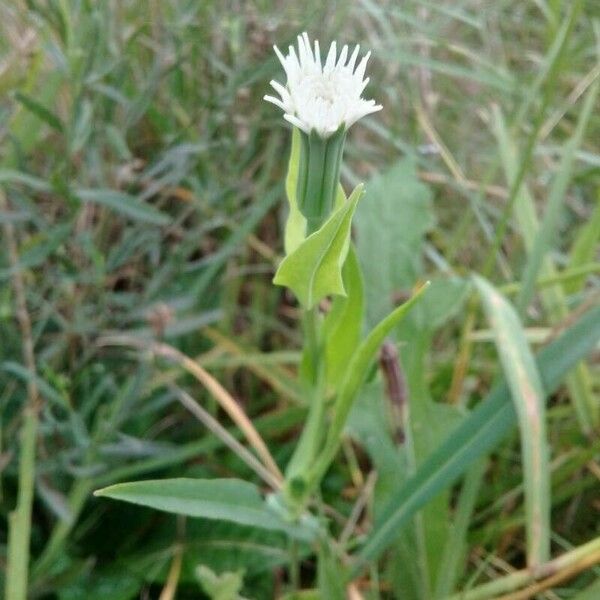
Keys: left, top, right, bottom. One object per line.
{"left": 310, "top": 282, "right": 430, "bottom": 483}
{"left": 474, "top": 275, "right": 550, "bottom": 566}
{"left": 15, "top": 91, "right": 64, "bottom": 132}
{"left": 516, "top": 81, "right": 599, "bottom": 312}
{"left": 572, "top": 577, "right": 600, "bottom": 600}
{"left": 354, "top": 157, "right": 433, "bottom": 326}
{"left": 323, "top": 245, "right": 364, "bottom": 390}
{"left": 284, "top": 128, "right": 308, "bottom": 254}
{"left": 492, "top": 105, "right": 597, "bottom": 434}
{"left": 352, "top": 303, "right": 600, "bottom": 575}
{"left": 274, "top": 185, "right": 363, "bottom": 309}
{"left": 317, "top": 540, "right": 347, "bottom": 600}
{"left": 284, "top": 128, "right": 346, "bottom": 255}
{"left": 94, "top": 478, "right": 315, "bottom": 541}
{"left": 564, "top": 194, "right": 600, "bottom": 294}
{"left": 0, "top": 169, "right": 52, "bottom": 192}
{"left": 76, "top": 189, "right": 171, "bottom": 225}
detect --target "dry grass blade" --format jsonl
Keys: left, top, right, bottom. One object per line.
{"left": 450, "top": 536, "right": 600, "bottom": 600}
{"left": 97, "top": 335, "right": 283, "bottom": 484}
{"left": 171, "top": 385, "right": 282, "bottom": 490}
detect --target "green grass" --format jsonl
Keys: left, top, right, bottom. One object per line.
{"left": 1, "top": 1, "right": 599, "bottom": 598}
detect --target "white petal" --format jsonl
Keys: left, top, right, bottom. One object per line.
{"left": 324, "top": 41, "right": 337, "bottom": 72}
{"left": 273, "top": 45, "right": 286, "bottom": 67}
{"left": 265, "top": 34, "right": 381, "bottom": 137}
{"left": 301, "top": 32, "right": 313, "bottom": 64}
{"left": 264, "top": 95, "right": 288, "bottom": 111}
{"left": 355, "top": 51, "right": 371, "bottom": 81}
{"left": 337, "top": 45, "right": 349, "bottom": 68}
{"left": 348, "top": 45, "right": 360, "bottom": 71}
{"left": 283, "top": 113, "right": 310, "bottom": 134}
{"left": 314, "top": 40, "right": 322, "bottom": 69}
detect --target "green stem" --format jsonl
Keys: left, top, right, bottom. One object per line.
{"left": 284, "top": 307, "right": 327, "bottom": 509}
{"left": 5, "top": 408, "right": 38, "bottom": 600}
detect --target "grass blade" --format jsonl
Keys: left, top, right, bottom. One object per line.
{"left": 475, "top": 275, "right": 550, "bottom": 566}
{"left": 564, "top": 194, "right": 600, "bottom": 295}
{"left": 76, "top": 189, "right": 171, "bottom": 226}
{"left": 493, "top": 107, "right": 598, "bottom": 434}
{"left": 352, "top": 303, "right": 600, "bottom": 575}
{"left": 517, "top": 81, "right": 600, "bottom": 312}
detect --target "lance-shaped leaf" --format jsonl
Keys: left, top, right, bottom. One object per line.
{"left": 309, "top": 282, "right": 430, "bottom": 483}
{"left": 323, "top": 244, "right": 365, "bottom": 391}
{"left": 274, "top": 184, "right": 363, "bottom": 309}
{"left": 94, "top": 478, "right": 316, "bottom": 542}
{"left": 474, "top": 275, "right": 550, "bottom": 566}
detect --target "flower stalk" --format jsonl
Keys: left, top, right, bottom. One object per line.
{"left": 264, "top": 32, "right": 394, "bottom": 517}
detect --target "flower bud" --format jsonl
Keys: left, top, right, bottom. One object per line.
{"left": 297, "top": 126, "right": 346, "bottom": 233}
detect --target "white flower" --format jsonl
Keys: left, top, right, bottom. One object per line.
{"left": 264, "top": 32, "right": 382, "bottom": 138}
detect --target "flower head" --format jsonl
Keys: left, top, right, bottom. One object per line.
{"left": 264, "top": 32, "right": 382, "bottom": 138}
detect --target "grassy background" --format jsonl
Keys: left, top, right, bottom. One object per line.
{"left": 0, "top": 1, "right": 599, "bottom": 598}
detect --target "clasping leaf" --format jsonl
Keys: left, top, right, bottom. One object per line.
{"left": 274, "top": 184, "right": 364, "bottom": 309}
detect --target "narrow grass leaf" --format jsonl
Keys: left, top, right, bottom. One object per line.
{"left": 15, "top": 91, "right": 64, "bottom": 132}
{"left": 76, "top": 189, "right": 171, "bottom": 225}
{"left": 353, "top": 303, "right": 600, "bottom": 575}
{"left": 493, "top": 106, "right": 597, "bottom": 434}
{"left": 517, "top": 81, "right": 599, "bottom": 312}
{"left": 475, "top": 275, "right": 550, "bottom": 566}
{"left": 564, "top": 194, "right": 600, "bottom": 294}
{"left": 0, "top": 169, "right": 52, "bottom": 193}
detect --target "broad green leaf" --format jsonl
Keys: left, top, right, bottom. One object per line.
{"left": 323, "top": 245, "right": 364, "bottom": 390}
{"left": 76, "top": 189, "right": 171, "bottom": 226}
{"left": 353, "top": 303, "right": 600, "bottom": 575}
{"left": 418, "top": 276, "right": 470, "bottom": 331}
{"left": 354, "top": 157, "right": 433, "bottom": 326}
{"left": 94, "top": 478, "right": 316, "bottom": 541}
{"left": 355, "top": 155, "right": 465, "bottom": 595}
{"left": 274, "top": 185, "right": 363, "bottom": 309}
{"left": 475, "top": 275, "right": 550, "bottom": 566}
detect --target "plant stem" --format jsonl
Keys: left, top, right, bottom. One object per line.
{"left": 6, "top": 410, "right": 38, "bottom": 600}
{"left": 284, "top": 307, "right": 327, "bottom": 504}
{"left": 2, "top": 190, "right": 41, "bottom": 600}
